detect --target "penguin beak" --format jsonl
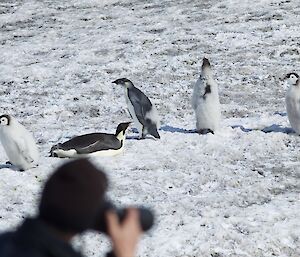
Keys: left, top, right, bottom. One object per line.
{"left": 112, "top": 80, "right": 118, "bottom": 84}
{"left": 282, "top": 75, "right": 289, "bottom": 80}
{"left": 202, "top": 58, "right": 211, "bottom": 67}
{"left": 124, "top": 122, "right": 131, "bottom": 129}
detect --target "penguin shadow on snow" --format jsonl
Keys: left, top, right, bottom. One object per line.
{"left": 0, "top": 163, "right": 12, "bottom": 170}
{"left": 231, "top": 124, "right": 294, "bottom": 134}
{"left": 125, "top": 126, "right": 198, "bottom": 140}
{"left": 274, "top": 111, "right": 287, "bottom": 117}
{"left": 160, "top": 125, "right": 197, "bottom": 134}
{"left": 231, "top": 111, "right": 295, "bottom": 134}
{"left": 0, "top": 162, "right": 25, "bottom": 171}
{"left": 125, "top": 128, "right": 157, "bottom": 140}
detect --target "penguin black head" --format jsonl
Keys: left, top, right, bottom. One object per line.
{"left": 202, "top": 57, "right": 211, "bottom": 68}
{"left": 201, "top": 58, "right": 213, "bottom": 79}
{"left": 0, "top": 114, "right": 11, "bottom": 126}
{"left": 112, "top": 78, "right": 133, "bottom": 87}
{"left": 115, "top": 122, "right": 131, "bottom": 136}
{"left": 49, "top": 143, "right": 62, "bottom": 157}
{"left": 284, "top": 73, "right": 299, "bottom": 86}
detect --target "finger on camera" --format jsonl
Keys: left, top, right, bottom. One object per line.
{"left": 106, "top": 210, "right": 119, "bottom": 234}
{"left": 126, "top": 208, "right": 139, "bottom": 221}
{"left": 125, "top": 209, "right": 141, "bottom": 230}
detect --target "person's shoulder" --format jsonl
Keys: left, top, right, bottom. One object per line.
{"left": 0, "top": 230, "right": 44, "bottom": 257}
{"left": 0, "top": 231, "right": 15, "bottom": 256}
{"left": 0, "top": 231, "right": 14, "bottom": 243}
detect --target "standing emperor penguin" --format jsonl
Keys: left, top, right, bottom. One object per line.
{"left": 112, "top": 78, "right": 160, "bottom": 139}
{"left": 192, "top": 58, "right": 221, "bottom": 134}
{"left": 0, "top": 114, "right": 39, "bottom": 171}
{"left": 285, "top": 73, "right": 300, "bottom": 134}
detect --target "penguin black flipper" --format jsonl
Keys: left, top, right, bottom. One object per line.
{"left": 128, "top": 86, "right": 152, "bottom": 125}
{"left": 58, "top": 133, "right": 106, "bottom": 150}
{"left": 59, "top": 133, "right": 121, "bottom": 153}
{"left": 75, "top": 135, "right": 122, "bottom": 154}
{"left": 144, "top": 120, "right": 160, "bottom": 139}
{"left": 128, "top": 89, "right": 160, "bottom": 139}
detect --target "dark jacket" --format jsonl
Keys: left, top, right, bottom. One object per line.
{"left": 0, "top": 218, "right": 83, "bottom": 257}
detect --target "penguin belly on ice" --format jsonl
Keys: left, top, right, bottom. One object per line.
{"left": 192, "top": 58, "right": 221, "bottom": 134}
{"left": 50, "top": 122, "right": 130, "bottom": 158}
{"left": 0, "top": 114, "right": 39, "bottom": 171}
{"left": 285, "top": 73, "right": 300, "bottom": 134}
{"left": 112, "top": 78, "right": 160, "bottom": 139}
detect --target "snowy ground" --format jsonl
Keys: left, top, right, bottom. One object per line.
{"left": 0, "top": 0, "right": 300, "bottom": 256}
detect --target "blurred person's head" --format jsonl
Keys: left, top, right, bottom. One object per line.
{"left": 38, "top": 158, "right": 108, "bottom": 237}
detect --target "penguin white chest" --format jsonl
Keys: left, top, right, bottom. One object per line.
{"left": 0, "top": 125, "right": 39, "bottom": 170}
{"left": 192, "top": 75, "right": 221, "bottom": 132}
{"left": 53, "top": 144, "right": 125, "bottom": 158}
{"left": 286, "top": 88, "right": 300, "bottom": 134}
{"left": 194, "top": 92, "right": 221, "bottom": 131}
{"left": 0, "top": 130, "right": 20, "bottom": 161}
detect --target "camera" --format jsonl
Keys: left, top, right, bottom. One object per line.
{"left": 93, "top": 201, "right": 154, "bottom": 233}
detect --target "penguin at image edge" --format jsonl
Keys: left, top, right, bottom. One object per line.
{"left": 284, "top": 72, "right": 300, "bottom": 134}
{"left": 112, "top": 78, "right": 160, "bottom": 139}
{"left": 0, "top": 114, "right": 39, "bottom": 171}
{"left": 191, "top": 57, "right": 221, "bottom": 134}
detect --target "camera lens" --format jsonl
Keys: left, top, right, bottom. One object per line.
{"left": 93, "top": 201, "right": 154, "bottom": 233}
{"left": 116, "top": 207, "right": 154, "bottom": 231}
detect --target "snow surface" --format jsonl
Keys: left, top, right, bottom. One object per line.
{"left": 0, "top": 0, "right": 300, "bottom": 256}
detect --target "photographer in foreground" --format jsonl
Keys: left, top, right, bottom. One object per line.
{"left": 0, "top": 159, "right": 151, "bottom": 257}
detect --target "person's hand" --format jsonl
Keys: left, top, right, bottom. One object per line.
{"left": 106, "top": 208, "right": 142, "bottom": 257}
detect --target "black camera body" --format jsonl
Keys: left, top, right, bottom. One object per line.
{"left": 93, "top": 201, "right": 154, "bottom": 234}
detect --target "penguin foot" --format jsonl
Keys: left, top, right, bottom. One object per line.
{"left": 150, "top": 131, "right": 160, "bottom": 139}
{"left": 138, "top": 133, "right": 146, "bottom": 140}
{"left": 198, "top": 129, "right": 214, "bottom": 135}
{"left": 154, "top": 134, "right": 160, "bottom": 139}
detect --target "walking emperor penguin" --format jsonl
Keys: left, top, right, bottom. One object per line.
{"left": 112, "top": 78, "right": 160, "bottom": 139}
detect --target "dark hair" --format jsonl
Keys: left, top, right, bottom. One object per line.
{"left": 39, "top": 159, "right": 108, "bottom": 233}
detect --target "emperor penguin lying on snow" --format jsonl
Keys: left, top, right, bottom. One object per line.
{"left": 50, "top": 122, "right": 131, "bottom": 158}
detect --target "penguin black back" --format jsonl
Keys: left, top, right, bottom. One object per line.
{"left": 115, "top": 122, "right": 131, "bottom": 136}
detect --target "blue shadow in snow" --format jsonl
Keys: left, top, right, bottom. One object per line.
{"left": 126, "top": 135, "right": 140, "bottom": 140}
{"left": 126, "top": 127, "right": 158, "bottom": 140}
{"left": 261, "top": 124, "right": 294, "bottom": 134}
{"left": 125, "top": 125, "right": 198, "bottom": 140}
{"left": 231, "top": 124, "right": 294, "bottom": 134}
{"left": 0, "top": 163, "right": 23, "bottom": 171}
{"left": 160, "top": 125, "right": 197, "bottom": 134}
{"left": 126, "top": 128, "right": 139, "bottom": 140}
{"left": 274, "top": 111, "right": 287, "bottom": 117}
{"left": 0, "top": 163, "right": 12, "bottom": 169}
{"left": 231, "top": 125, "right": 253, "bottom": 133}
